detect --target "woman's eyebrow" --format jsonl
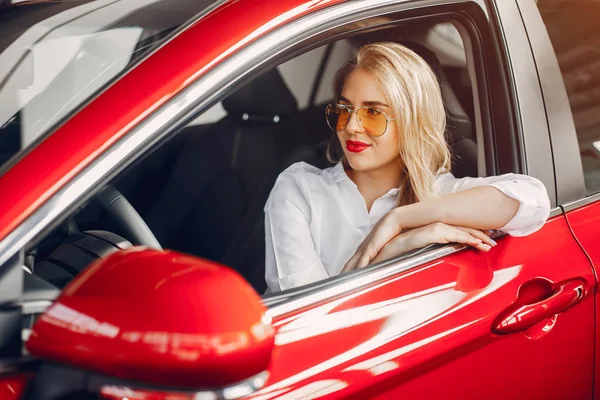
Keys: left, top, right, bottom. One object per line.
{"left": 362, "top": 100, "right": 390, "bottom": 108}
{"left": 338, "top": 96, "right": 389, "bottom": 108}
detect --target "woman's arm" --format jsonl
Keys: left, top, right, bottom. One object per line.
{"left": 391, "top": 185, "right": 519, "bottom": 231}
{"left": 264, "top": 168, "right": 329, "bottom": 293}
{"left": 368, "top": 223, "right": 496, "bottom": 265}
{"left": 422, "top": 172, "right": 550, "bottom": 234}
{"left": 345, "top": 173, "right": 551, "bottom": 269}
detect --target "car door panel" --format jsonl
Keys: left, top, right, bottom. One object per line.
{"left": 565, "top": 202, "right": 600, "bottom": 266}
{"left": 253, "top": 214, "right": 594, "bottom": 399}
{"left": 561, "top": 201, "right": 600, "bottom": 399}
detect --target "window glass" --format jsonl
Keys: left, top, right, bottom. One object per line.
{"left": 0, "top": 0, "right": 217, "bottom": 169}
{"left": 536, "top": 0, "right": 600, "bottom": 194}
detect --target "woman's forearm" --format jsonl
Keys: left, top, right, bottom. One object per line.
{"left": 392, "top": 186, "right": 520, "bottom": 231}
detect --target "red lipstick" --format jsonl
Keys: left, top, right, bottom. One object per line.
{"left": 346, "top": 140, "right": 371, "bottom": 153}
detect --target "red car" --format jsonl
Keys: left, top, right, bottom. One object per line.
{"left": 0, "top": 0, "right": 599, "bottom": 398}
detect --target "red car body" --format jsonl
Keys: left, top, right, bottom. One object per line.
{"left": 0, "top": 0, "right": 598, "bottom": 399}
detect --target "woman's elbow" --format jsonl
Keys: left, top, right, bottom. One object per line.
{"left": 507, "top": 181, "right": 552, "bottom": 237}
{"left": 531, "top": 178, "right": 552, "bottom": 221}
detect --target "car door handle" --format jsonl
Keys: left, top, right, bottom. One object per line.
{"left": 493, "top": 280, "right": 585, "bottom": 335}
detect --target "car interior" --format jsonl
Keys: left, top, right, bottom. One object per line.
{"left": 23, "top": 19, "right": 480, "bottom": 303}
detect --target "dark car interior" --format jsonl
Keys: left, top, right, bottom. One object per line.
{"left": 24, "top": 20, "right": 479, "bottom": 299}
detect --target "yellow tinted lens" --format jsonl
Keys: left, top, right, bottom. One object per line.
{"left": 357, "top": 107, "right": 387, "bottom": 136}
{"left": 336, "top": 107, "right": 351, "bottom": 131}
{"left": 326, "top": 104, "right": 351, "bottom": 131}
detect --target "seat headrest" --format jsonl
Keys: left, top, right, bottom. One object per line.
{"left": 400, "top": 41, "right": 443, "bottom": 76}
{"left": 222, "top": 68, "right": 298, "bottom": 120}
{"left": 401, "top": 40, "right": 472, "bottom": 139}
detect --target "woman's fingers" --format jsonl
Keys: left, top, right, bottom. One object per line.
{"left": 341, "top": 256, "right": 357, "bottom": 273}
{"left": 446, "top": 226, "right": 495, "bottom": 252}
{"left": 344, "top": 248, "right": 377, "bottom": 271}
{"left": 363, "top": 214, "right": 403, "bottom": 255}
{"left": 447, "top": 229, "right": 482, "bottom": 246}
{"left": 357, "top": 253, "right": 371, "bottom": 269}
{"left": 342, "top": 250, "right": 364, "bottom": 272}
{"left": 456, "top": 226, "right": 496, "bottom": 247}
{"left": 343, "top": 215, "right": 403, "bottom": 272}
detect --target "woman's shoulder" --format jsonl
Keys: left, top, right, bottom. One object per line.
{"left": 277, "top": 161, "right": 338, "bottom": 186}
{"left": 266, "top": 162, "right": 337, "bottom": 207}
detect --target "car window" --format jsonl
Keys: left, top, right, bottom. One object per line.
{"left": 536, "top": 0, "right": 600, "bottom": 195}
{"left": 0, "top": 0, "right": 217, "bottom": 169}
{"left": 188, "top": 41, "right": 355, "bottom": 126}
{"left": 33, "top": 21, "right": 480, "bottom": 295}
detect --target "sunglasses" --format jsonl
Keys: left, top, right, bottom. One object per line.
{"left": 325, "top": 102, "right": 396, "bottom": 137}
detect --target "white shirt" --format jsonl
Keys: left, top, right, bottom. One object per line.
{"left": 264, "top": 162, "right": 551, "bottom": 293}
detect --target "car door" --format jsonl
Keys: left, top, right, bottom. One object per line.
{"left": 251, "top": 1, "right": 595, "bottom": 399}
{"left": 523, "top": 0, "right": 600, "bottom": 398}
{"left": 257, "top": 219, "right": 592, "bottom": 399}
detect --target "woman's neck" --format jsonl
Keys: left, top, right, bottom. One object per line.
{"left": 346, "top": 159, "right": 404, "bottom": 212}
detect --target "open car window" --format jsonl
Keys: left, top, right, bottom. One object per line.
{"left": 26, "top": 19, "right": 481, "bottom": 298}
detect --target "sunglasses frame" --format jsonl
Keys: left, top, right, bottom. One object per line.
{"left": 326, "top": 102, "right": 396, "bottom": 137}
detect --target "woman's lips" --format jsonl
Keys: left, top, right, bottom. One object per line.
{"left": 346, "top": 140, "right": 371, "bottom": 153}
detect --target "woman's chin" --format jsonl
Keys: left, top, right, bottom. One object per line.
{"left": 345, "top": 155, "right": 377, "bottom": 172}
{"left": 345, "top": 152, "right": 401, "bottom": 173}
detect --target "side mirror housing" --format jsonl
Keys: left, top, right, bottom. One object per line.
{"left": 26, "top": 248, "right": 274, "bottom": 393}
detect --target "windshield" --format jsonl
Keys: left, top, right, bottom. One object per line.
{"left": 0, "top": 0, "right": 217, "bottom": 169}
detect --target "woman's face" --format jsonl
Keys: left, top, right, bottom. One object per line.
{"left": 337, "top": 68, "right": 400, "bottom": 173}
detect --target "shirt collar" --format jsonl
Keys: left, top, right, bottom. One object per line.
{"left": 385, "top": 187, "right": 400, "bottom": 196}
{"left": 331, "top": 162, "right": 349, "bottom": 183}
{"left": 331, "top": 162, "right": 401, "bottom": 197}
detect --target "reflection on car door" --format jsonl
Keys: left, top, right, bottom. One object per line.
{"left": 253, "top": 214, "right": 593, "bottom": 399}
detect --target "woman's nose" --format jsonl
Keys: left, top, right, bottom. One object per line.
{"left": 345, "top": 110, "right": 364, "bottom": 134}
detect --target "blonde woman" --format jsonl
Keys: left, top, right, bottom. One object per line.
{"left": 264, "top": 42, "right": 550, "bottom": 293}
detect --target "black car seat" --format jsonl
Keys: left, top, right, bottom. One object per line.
{"left": 401, "top": 41, "right": 478, "bottom": 178}
{"left": 144, "top": 68, "right": 313, "bottom": 293}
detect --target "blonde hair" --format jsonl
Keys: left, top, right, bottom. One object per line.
{"left": 327, "top": 42, "right": 451, "bottom": 206}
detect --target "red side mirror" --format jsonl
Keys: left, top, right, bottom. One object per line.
{"left": 26, "top": 248, "right": 275, "bottom": 393}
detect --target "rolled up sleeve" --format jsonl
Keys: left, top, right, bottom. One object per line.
{"left": 435, "top": 172, "right": 551, "bottom": 237}
{"left": 264, "top": 170, "right": 329, "bottom": 293}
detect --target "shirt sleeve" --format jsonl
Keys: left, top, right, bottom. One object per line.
{"left": 264, "top": 169, "right": 329, "bottom": 293}
{"left": 434, "top": 172, "right": 551, "bottom": 237}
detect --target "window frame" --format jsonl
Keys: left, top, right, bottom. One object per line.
{"left": 1, "top": 0, "right": 552, "bottom": 316}
{"left": 266, "top": 0, "right": 556, "bottom": 310}
{"left": 515, "top": 0, "right": 587, "bottom": 207}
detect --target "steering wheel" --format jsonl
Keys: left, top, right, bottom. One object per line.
{"left": 95, "top": 185, "right": 162, "bottom": 250}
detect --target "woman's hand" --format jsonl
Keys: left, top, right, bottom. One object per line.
{"left": 342, "top": 222, "right": 496, "bottom": 272}
{"left": 342, "top": 211, "right": 406, "bottom": 272}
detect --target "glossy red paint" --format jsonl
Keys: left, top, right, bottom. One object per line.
{"left": 26, "top": 248, "right": 275, "bottom": 388}
{"left": 99, "top": 385, "right": 195, "bottom": 400}
{"left": 562, "top": 201, "right": 600, "bottom": 399}
{"left": 492, "top": 279, "right": 585, "bottom": 334}
{"left": 0, "top": 0, "right": 342, "bottom": 242}
{"left": 0, "top": 374, "right": 30, "bottom": 400}
{"left": 248, "top": 215, "right": 594, "bottom": 399}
